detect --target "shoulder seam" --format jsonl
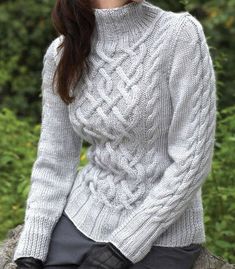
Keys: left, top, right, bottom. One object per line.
{"left": 43, "top": 35, "right": 64, "bottom": 67}
{"left": 166, "top": 13, "right": 202, "bottom": 84}
{"left": 166, "top": 12, "right": 191, "bottom": 83}
{"left": 53, "top": 35, "right": 64, "bottom": 66}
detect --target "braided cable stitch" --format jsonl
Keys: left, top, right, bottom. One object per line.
{"left": 13, "top": 0, "right": 217, "bottom": 265}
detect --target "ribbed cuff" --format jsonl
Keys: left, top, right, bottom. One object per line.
{"left": 13, "top": 215, "right": 58, "bottom": 263}
{"left": 109, "top": 207, "right": 206, "bottom": 264}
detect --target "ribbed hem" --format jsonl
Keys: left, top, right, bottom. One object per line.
{"left": 64, "top": 183, "right": 206, "bottom": 263}
{"left": 109, "top": 208, "right": 206, "bottom": 263}
{"left": 13, "top": 215, "right": 58, "bottom": 263}
{"left": 64, "top": 183, "right": 125, "bottom": 241}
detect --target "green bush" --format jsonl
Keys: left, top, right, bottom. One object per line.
{"left": 0, "top": 107, "right": 39, "bottom": 239}
{"left": 203, "top": 105, "right": 235, "bottom": 262}
{"left": 0, "top": 0, "right": 55, "bottom": 123}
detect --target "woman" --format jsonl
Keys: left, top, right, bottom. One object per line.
{"left": 13, "top": 0, "right": 217, "bottom": 268}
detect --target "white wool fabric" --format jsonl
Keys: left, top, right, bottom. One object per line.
{"left": 13, "top": 0, "right": 217, "bottom": 264}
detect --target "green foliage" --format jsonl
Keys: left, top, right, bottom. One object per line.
{"left": 0, "top": 0, "right": 56, "bottom": 123}
{"left": 203, "top": 105, "right": 235, "bottom": 262}
{"left": 0, "top": 107, "right": 39, "bottom": 239}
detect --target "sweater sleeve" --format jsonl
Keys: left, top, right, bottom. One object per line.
{"left": 109, "top": 14, "right": 217, "bottom": 264}
{"left": 13, "top": 37, "right": 83, "bottom": 263}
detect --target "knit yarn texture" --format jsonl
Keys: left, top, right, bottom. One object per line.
{"left": 13, "top": 0, "right": 217, "bottom": 264}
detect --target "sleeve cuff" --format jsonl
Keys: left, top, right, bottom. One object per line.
{"left": 13, "top": 214, "right": 59, "bottom": 263}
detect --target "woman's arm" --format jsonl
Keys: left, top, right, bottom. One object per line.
{"left": 13, "top": 37, "right": 83, "bottom": 263}
{"left": 108, "top": 14, "right": 217, "bottom": 264}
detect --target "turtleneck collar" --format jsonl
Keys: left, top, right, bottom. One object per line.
{"left": 91, "top": 0, "right": 159, "bottom": 47}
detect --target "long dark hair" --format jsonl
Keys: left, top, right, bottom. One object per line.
{"left": 51, "top": 0, "right": 95, "bottom": 104}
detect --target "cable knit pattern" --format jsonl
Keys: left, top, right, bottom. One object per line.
{"left": 13, "top": 0, "right": 217, "bottom": 264}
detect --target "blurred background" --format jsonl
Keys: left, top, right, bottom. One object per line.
{"left": 0, "top": 0, "right": 234, "bottom": 263}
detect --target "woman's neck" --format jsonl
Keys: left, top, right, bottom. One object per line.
{"left": 91, "top": 0, "right": 132, "bottom": 9}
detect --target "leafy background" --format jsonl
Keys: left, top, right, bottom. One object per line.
{"left": 0, "top": 0, "right": 234, "bottom": 263}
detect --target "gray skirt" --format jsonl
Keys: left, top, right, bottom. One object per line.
{"left": 43, "top": 211, "right": 202, "bottom": 269}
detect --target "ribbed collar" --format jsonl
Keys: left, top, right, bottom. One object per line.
{"left": 92, "top": 0, "right": 159, "bottom": 47}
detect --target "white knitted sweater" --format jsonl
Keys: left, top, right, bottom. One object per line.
{"left": 13, "top": 0, "right": 217, "bottom": 264}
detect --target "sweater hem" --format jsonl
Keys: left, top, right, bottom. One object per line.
{"left": 64, "top": 183, "right": 206, "bottom": 263}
